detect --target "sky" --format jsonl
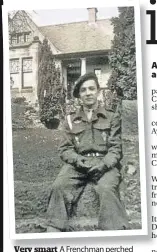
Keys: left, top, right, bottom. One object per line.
{"left": 27, "top": 7, "right": 119, "bottom": 26}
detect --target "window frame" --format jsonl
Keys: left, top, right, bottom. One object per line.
{"left": 10, "top": 31, "right": 31, "bottom": 45}
{"left": 94, "top": 68, "right": 102, "bottom": 82}
{"left": 10, "top": 58, "right": 20, "bottom": 89}
{"left": 21, "top": 57, "right": 33, "bottom": 89}
{"left": 10, "top": 58, "right": 20, "bottom": 74}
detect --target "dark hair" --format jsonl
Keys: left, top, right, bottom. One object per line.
{"left": 78, "top": 78, "right": 100, "bottom": 97}
{"left": 73, "top": 72, "right": 100, "bottom": 98}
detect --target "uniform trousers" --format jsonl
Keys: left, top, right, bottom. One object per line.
{"left": 46, "top": 158, "right": 129, "bottom": 231}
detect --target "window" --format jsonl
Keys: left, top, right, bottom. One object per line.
{"left": 22, "top": 58, "right": 32, "bottom": 72}
{"left": 9, "top": 57, "right": 33, "bottom": 89}
{"left": 22, "top": 58, "right": 33, "bottom": 88}
{"left": 24, "top": 33, "right": 31, "bottom": 42}
{"left": 94, "top": 69, "right": 102, "bottom": 84}
{"left": 11, "top": 35, "right": 18, "bottom": 45}
{"left": 10, "top": 59, "right": 19, "bottom": 73}
{"left": 9, "top": 59, "right": 20, "bottom": 88}
{"left": 9, "top": 32, "right": 31, "bottom": 45}
{"left": 17, "top": 34, "right": 25, "bottom": 43}
{"left": 67, "top": 62, "right": 81, "bottom": 100}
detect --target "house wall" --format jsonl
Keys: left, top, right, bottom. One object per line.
{"left": 10, "top": 41, "right": 62, "bottom": 105}
{"left": 62, "top": 57, "right": 111, "bottom": 102}
{"left": 9, "top": 11, "right": 113, "bottom": 106}
{"left": 10, "top": 40, "right": 40, "bottom": 104}
{"left": 9, "top": 10, "right": 60, "bottom": 105}
{"left": 10, "top": 41, "right": 111, "bottom": 105}
{"left": 87, "top": 63, "right": 111, "bottom": 88}
{"left": 87, "top": 62, "right": 111, "bottom": 102}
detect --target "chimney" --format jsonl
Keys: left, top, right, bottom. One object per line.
{"left": 87, "top": 8, "right": 98, "bottom": 23}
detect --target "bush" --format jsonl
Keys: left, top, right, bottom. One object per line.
{"left": 107, "top": 7, "right": 136, "bottom": 100}
{"left": 12, "top": 96, "right": 26, "bottom": 104}
{"left": 38, "top": 39, "right": 65, "bottom": 126}
{"left": 11, "top": 97, "right": 37, "bottom": 130}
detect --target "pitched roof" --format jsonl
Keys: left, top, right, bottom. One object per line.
{"left": 39, "top": 19, "right": 114, "bottom": 55}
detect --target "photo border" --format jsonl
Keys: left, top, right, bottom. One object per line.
{"left": 3, "top": 0, "right": 148, "bottom": 240}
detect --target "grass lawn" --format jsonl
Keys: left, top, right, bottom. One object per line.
{"left": 12, "top": 100, "right": 142, "bottom": 233}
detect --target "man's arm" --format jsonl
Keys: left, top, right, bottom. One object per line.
{"left": 86, "top": 105, "right": 123, "bottom": 180}
{"left": 59, "top": 119, "right": 78, "bottom": 164}
{"left": 103, "top": 104, "right": 122, "bottom": 170}
{"left": 59, "top": 118, "right": 92, "bottom": 171}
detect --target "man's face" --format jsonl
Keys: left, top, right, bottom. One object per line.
{"left": 79, "top": 79, "right": 99, "bottom": 107}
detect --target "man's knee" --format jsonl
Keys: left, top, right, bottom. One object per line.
{"left": 99, "top": 168, "right": 121, "bottom": 186}
{"left": 97, "top": 174, "right": 120, "bottom": 194}
{"left": 98, "top": 183, "right": 117, "bottom": 194}
{"left": 52, "top": 164, "right": 73, "bottom": 190}
{"left": 52, "top": 180, "right": 64, "bottom": 191}
{"left": 52, "top": 175, "right": 66, "bottom": 192}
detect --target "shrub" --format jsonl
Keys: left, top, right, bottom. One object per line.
{"left": 38, "top": 39, "right": 66, "bottom": 127}
{"left": 12, "top": 96, "right": 26, "bottom": 104}
{"left": 107, "top": 7, "right": 136, "bottom": 100}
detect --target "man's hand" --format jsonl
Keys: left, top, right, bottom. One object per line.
{"left": 88, "top": 162, "right": 108, "bottom": 181}
{"left": 75, "top": 156, "right": 92, "bottom": 174}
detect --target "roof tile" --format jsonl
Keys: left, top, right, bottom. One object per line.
{"left": 39, "top": 19, "right": 114, "bottom": 54}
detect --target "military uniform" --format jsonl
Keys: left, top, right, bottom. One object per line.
{"left": 46, "top": 103, "right": 129, "bottom": 231}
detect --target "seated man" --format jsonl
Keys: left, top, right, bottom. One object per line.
{"left": 46, "top": 72, "right": 129, "bottom": 232}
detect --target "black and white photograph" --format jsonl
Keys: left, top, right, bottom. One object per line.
{"left": 5, "top": 3, "right": 147, "bottom": 238}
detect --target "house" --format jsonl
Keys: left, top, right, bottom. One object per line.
{"left": 9, "top": 8, "right": 114, "bottom": 104}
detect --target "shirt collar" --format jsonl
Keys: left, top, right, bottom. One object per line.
{"left": 72, "top": 105, "right": 107, "bottom": 122}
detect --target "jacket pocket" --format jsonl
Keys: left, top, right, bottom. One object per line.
{"left": 71, "top": 123, "right": 86, "bottom": 134}
{"left": 93, "top": 120, "right": 110, "bottom": 146}
{"left": 93, "top": 120, "right": 111, "bottom": 131}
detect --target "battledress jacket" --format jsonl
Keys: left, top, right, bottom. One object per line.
{"left": 59, "top": 105, "right": 122, "bottom": 170}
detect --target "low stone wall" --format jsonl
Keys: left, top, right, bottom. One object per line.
{"left": 121, "top": 100, "right": 138, "bottom": 137}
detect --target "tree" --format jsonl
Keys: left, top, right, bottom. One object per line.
{"left": 107, "top": 7, "right": 136, "bottom": 100}
{"left": 38, "top": 38, "right": 65, "bottom": 127}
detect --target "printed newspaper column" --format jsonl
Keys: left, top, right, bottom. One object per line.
{"left": 151, "top": 61, "right": 157, "bottom": 239}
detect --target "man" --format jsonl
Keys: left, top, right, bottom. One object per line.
{"left": 46, "top": 72, "right": 129, "bottom": 232}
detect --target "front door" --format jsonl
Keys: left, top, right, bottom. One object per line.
{"left": 67, "top": 61, "right": 81, "bottom": 100}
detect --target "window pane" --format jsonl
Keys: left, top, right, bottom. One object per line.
{"left": 10, "top": 32, "right": 31, "bottom": 45}
{"left": 10, "top": 59, "right": 19, "bottom": 73}
{"left": 23, "top": 72, "right": 33, "bottom": 87}
{"left": 10, "top": 73, "right": 19, "bottom": 88}
{"left": 22, "top": 58, "right": 32, "bottom": 72}
{"left": 94, "top": 69, "right": 102, "bottom": 83}
{"left": 25, "top": 33, "right": 31, "bottom": 42}
{"left": 11, "top": 35, "right": 17, "bottom": 44}
{"left": 17, "top": 34, "right": 25, "bottom": 43}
